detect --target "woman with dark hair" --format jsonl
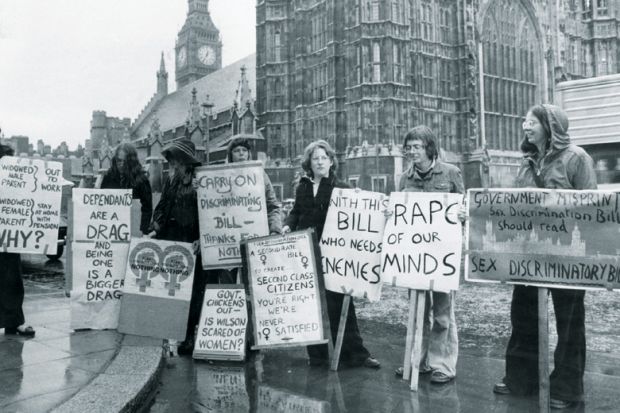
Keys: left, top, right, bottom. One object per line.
{"left": 0, "top": 144, "right": 35, "bottom": 337}
{"left": 493, "top": 104, "right": 596, "bottom": 410}
{"left": 100, "top": 142, "right": 152, "bottom": 235}
{"left": 148, "top": 138, "right": 204, "bottom": 355}
{"left": 282, "top": 140, "right": 380, "bottom": 369}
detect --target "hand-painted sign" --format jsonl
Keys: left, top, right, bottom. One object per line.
{"left": 70, "top": 188, "right": 132, "bottom": 330}
{"left": 195, "top": 161, "right": 269, "bottom": 269}
{"left": 320, "top": 188, "right": 387, "bottom": 301}
{"left": 243, "top": 230, "right": 329, "bottom": 349}
{"left": 193, "top": 285, "right": 248, "bottom": 361}
{"left": 381, "top": 192, "right": 463, "bottom": 292}
{"left": 466, "top": 188, "right": 620, "bottom": 290}
{"left": 118, "top": 238, "right": 195, "bottom": 340}
{"left": 0, "top": 156, "right": 71, "bottom": 254}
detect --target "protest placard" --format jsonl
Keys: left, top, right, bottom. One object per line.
{"left": 195, "top": 161, "right": 269, "bottom": 269}
{"left": 466, "top": 188, "right": 620, "bottom": 290}
{"left": 380, "top": 192, "right": 463, "bottom": 292}
{"left": 118, "top": 238, "right": 195, "bottom": 340}
{"left": 70, "top": 188, "right": 132, "bottom": 330}
{"left": 194, "top": 365, "right": 249, "bottom": 412}
{"left": 242, "top": 230, "right": 330, "bottom": 349}
{"left": 258, "top": 385, "right": 329, "bottom": 413}
{"left": 193, "top": 285, "right": 248, "bottom": 361}
{"left": 0, "top": 156, "right": 71, "bottom": 254}
{"left": 320, "top": 189, "right": 387, "bottom": 301}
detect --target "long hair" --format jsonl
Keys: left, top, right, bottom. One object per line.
{"left": 301, "top": 140, "right": 338, "bottom": 178}
{"left": 402, "top": 125, "right": 439, "bottom": 160}
{"left": 520, "top": 104, "right": 552, "bottom": 156}
{"left": 107, "top": 143, "right": 145, "bottom": 188}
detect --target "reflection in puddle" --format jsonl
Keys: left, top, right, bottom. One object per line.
{"left": 258, "top": 385, "right": 330, "bottom": 413}
{"left": 194, "top": 365, "right": 250, "bottom": 412}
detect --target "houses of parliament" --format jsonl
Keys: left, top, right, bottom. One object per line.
{"left": 88, "top": 0, "right": 620, "bottom": 198}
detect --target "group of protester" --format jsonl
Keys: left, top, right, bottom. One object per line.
{"left": 0, "top": 103, "right": 595, "bottom": 409}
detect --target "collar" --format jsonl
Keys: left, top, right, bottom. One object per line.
{"left": 407, "top": 159, "right": 437, "bottom": 178}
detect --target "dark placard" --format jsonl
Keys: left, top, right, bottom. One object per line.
{"left": 466, "top": 188, "right": 620, "bottom": 290}
{"left": 242, "top": 230, "right": 329, "bottom": 350}
{"left": 193, "top": 285, "right": 248, "bottom": 361}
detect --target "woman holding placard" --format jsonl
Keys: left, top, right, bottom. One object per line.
{"left": 0, "top": 144, "right": 35, "bottom": 337}
{"left": 100, "top": 142, "right": 152, "bottom": 235}
{"left": 493, "top": 104, "right": 596, "bottom": 410}
{"left": 282, "top": 140, "right": 380, "bottom": 369}
{"left": 148, "top": 138, "right": 204, "bottom": 355}
{"left": 208, "top": 137, "right": 283, "bottom": 285}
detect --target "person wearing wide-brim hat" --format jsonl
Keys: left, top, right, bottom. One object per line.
{"left": 148, "top": 138, "right": 205, "bottom": 355}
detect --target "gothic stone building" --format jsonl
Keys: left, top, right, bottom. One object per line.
{"left": 89, "top": 0, "right": 263, "bottom": 193}
{"left": 256, "top": 0, "right": 620, "bottom": 192}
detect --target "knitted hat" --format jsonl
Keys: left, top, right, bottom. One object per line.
{"left": 161, "top": 138, "right": 201, "bottom": 166}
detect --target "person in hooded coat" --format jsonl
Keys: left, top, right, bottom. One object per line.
{"left": 493, "top": 104, "right": 596, "bottom": 410}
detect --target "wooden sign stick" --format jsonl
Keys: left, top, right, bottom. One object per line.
{"left": 330, "top": 294, "right": 351, "bottom": 371}
{"left": 538, "top": 287, "right": 550, "bottom": 413}
{"left": 409, "top": 290, "right": 426, "bottom": 391}
{"left": 402, "top": 289, "right": 417, "bottom": 380}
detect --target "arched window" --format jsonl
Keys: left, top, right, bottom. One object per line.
{"left": 481, "top": 0, "right": 542, "bottom": 151}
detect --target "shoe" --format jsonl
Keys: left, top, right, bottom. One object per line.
{"left": 493, "top": 382, "right": 511, "bottom": 395}
{"left": 550, "top": 399, "right": 574, "bottom": 410}
{"left": 4, "top": 325, "right": 35, "bottom": 337}
{"left": 395, "top": 366, "right": 433, "bottom": 376}
{"left": 430, "top": 371, "right": 454, "bottom": 384}
{"left": 363, "top": 357, "right": 381, "bottom": 369}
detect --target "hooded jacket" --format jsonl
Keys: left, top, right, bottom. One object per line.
{"left": 515, "top": 104, "right": 597, "bottom": 190}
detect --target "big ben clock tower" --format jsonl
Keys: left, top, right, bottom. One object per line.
{"left": 175, "top": 0, "right": 223, "bottom": 89}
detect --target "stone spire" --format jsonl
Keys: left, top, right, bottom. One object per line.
{"left": 234, "top": 65, "right": 253, "bottom": 109}
{"left": 157, "top": 52, "right": 168, "bottom": 96}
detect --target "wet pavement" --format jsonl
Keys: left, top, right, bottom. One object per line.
{"left": 149, "top": 316, "right": 620, "bottom": 413}
{"left": 0, "top": 254, "right": 123, "bottom": 413}
{"left": 3, "top": 254, "right": 620, "bottom": 412}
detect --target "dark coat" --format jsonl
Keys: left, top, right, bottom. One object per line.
{"left": 0, "top": 253, "right": 24, "bottom": 328}
{"left": 151, "top": 174, "right": 199, "bottom": 243}
{"left": 101, "top": 172, "right": 153, "bottom": 234}
{"left": 285, "top": 174, "right": 348, "bottom": 239}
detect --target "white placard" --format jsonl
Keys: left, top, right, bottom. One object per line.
{"left": 320, "top": 188, "right": 387, "bottom": 301}
{"left": 381, "top": 192, "right": 463, "bottom": 292}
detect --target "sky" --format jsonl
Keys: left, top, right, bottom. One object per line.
{"left": 0, "top": 0, "right": 255, "bottom": 150}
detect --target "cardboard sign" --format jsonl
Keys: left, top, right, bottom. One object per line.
{"left": 381, "top": 192, "right": 463, "bottom": 292}
{"left": 258, "top": 385, "right": 329, "bottom": 413}
{"left": 118, "top": 238, "right": 195, "bottom": 340}
{"left": 194, "top": 365, "right": 249, "bottom": 412}
{"left": 195, "top": 161, "right": 269, "bottom": 269}
{"left": 466, "top": 188, "right": 620, "bottom": 290}
{"left": 193, "top": 285, "right": 248, "bottom": 361}
{"left": 70, "top": 188, "right": 132, "bottom": 330}
{"left": 0, "top": 156, "right": 70, "bottom": 254}
{"left": 243, "top": 230, "right": 329, "bottom": 349}
{"left": 320, "top": 188, "right": 387, "bottom": 301}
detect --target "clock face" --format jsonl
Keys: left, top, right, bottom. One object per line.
{"left": 197, "top": 45, "right": 216, "bottom": 66}
{"left": 177, "top": 47, "right": 187, "bottom": 67}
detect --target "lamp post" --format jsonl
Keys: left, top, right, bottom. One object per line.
{"left": 201, "top": 95, "right": 214, "bottom": 164}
